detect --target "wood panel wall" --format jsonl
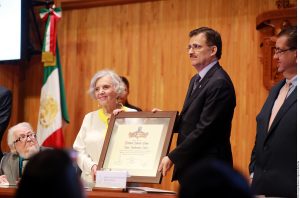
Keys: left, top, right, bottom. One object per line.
{"left": 0, "top": 0, "right": 282, "bottom": 191}
{"left": 0, "top": 64, "right": 26, "bottom": 153}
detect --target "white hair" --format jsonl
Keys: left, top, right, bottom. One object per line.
{"left": 7, "top": 122, "right": 33, "bottom": 150}
{"left": 89, "top": 69, "right": 125, "bottom": 99}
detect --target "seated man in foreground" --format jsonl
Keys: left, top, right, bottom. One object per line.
{"left": 0, "top": 122, "right": 42, "bottom": 185}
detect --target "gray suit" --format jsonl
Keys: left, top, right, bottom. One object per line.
{"left": 0, "top": 152, "right": 19, "bottom": 184}
{"left": 0, "top": 147, "right": 47, "bottom": 184}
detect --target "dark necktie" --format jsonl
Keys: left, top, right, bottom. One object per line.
{"left": 19, "top": 157, "right": 28, "bottom": 177}
{"left": 191, "top": 75, "right": 201, "bottom": 95}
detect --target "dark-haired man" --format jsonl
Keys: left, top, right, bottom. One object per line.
{"left": 159, "top": 27, "right": 236, "bottom": 184}
{"left": 249, "top": 26, "right": 297, "bottom": 197}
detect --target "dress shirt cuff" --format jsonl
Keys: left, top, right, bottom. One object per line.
{"left": 250, "top": 172, "right": 254, "bottom": 179}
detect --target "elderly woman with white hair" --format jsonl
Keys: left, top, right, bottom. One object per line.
{"left": 0, "top": 122, "right": 41, "bottom": 185}
{"left": 73, "top": 70, "right": 137, "bottom": 185}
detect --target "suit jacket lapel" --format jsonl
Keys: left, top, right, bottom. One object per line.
{"left": 261, "top": 80, "right": 285, "bottom": 133}
{"left": 267, "top": 87, "right": 297, "bottom": 135}
{"left": 8, "top": 154, "right": 19, "bottom": 183}
{"left": 181, "top": 76, "right": 195, "bottom": 112}
{"left": 181, "top": 63, "right": 220, "bottom": 114}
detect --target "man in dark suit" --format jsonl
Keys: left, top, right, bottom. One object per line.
{"left": 159, "top": 27, "right": 236, "bottom": 184}
{"left": 0, "top": 86, "right": 12, "bottom": 160}
{"left": 249, "top": 26, "right": 297, "bottom": 197}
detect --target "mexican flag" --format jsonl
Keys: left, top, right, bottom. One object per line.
{"left": 37, "top": 7, "right": 69, "bottom": 148}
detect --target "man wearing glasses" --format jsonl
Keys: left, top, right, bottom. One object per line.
{"left": 249, "top": 26, "right": 297, "bottom": 197}
{"left": 0, "top": 122, "right": 42, "bottom": 185}
{"left": 159, "top": 27, "right": 236, "bottom": 184}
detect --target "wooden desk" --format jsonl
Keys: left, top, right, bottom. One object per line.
{"left": 0, "top": 187, "right": 177, "bottom": 198}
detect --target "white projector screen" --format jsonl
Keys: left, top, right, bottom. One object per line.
{"left": 0, "top": 0, "right": 22, "bottom": 61}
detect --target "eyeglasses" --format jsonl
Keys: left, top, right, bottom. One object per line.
{"left": 274, "top": 47, "right": 296, "bottom": 55}
{"left": 187, "top": 44, "right": 214, "bottom": 52}
{"left": 187, "top": 44, "right": 202, "bottom": 52}
{"left": 13, "top": 133, "right": 37, "bottom": 144}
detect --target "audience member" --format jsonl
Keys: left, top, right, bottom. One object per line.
{"left": 15, "top": 149, "right": 85, "bottom": 198}
{"left": 73, "top": 70, "right": 137, "bottom": 186}
{"left": 0, "top": 86, "right": 12, "bottom": 159}
{"left": 180, "top": 160, "right": 253, "bottom": 198}
{"left": 249, "top": 26, "right": 297, "bottom": 197}
{"left": 120, "top": 76, "right": 142, "bottom": 111}
{"left": 0, "top": 122, "right": 43, "bottom": 184}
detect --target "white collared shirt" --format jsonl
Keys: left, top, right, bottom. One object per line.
{"left": 197, "top": 60, "right": 218, "bottom": 80}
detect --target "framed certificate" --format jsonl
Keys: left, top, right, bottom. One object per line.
{"left": 97, "top": 111, "right": 178, "bottom": 183}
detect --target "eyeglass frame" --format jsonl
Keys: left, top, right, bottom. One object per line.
{"left": 13, "top": 133, "right": 37, "bottom": 144}
{"left": 273, "top": 47, "right": 296, "bottom": 55}
{"left": 187, "top": 43, "right": 214, "bottom": 52}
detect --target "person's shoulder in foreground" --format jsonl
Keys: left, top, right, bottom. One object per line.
{"left": 180, "top": 159, "right": 253, "bottom": 198}
{"left": 16, "top": 149, "right": 85, "bottom": 198}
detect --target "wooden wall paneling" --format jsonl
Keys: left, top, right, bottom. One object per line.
{"left": 59, "top": 9, "right": 85, "bottom": 147}
{"left": 23, "top": 56, "right": 43, "bottom": 130}
{"left": 0, "top": 65, "right": 23, "bottom": 152}
{"left": 60, "top": 0, "right": 162, "bottom": 10}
